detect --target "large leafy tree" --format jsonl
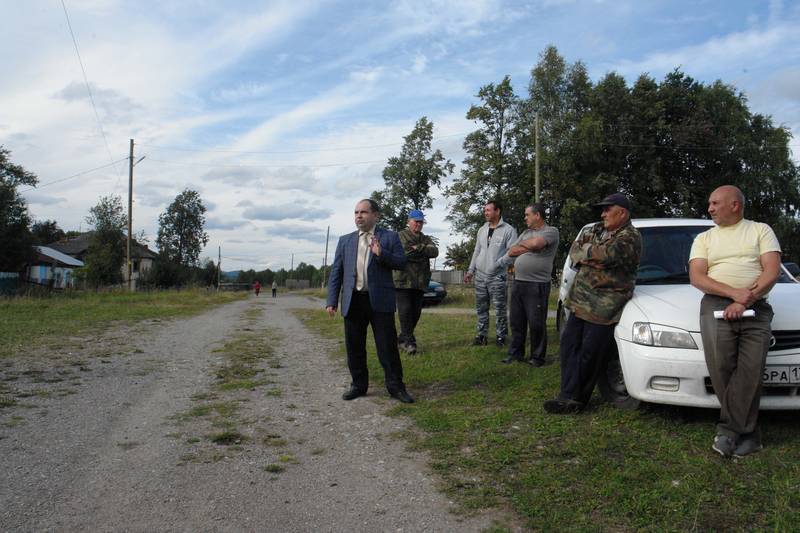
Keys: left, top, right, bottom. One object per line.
{"left": 0, "top": 146, "right": 37, "bottom": 272}
{"left": 156, "top": 189, "right": 209, "bottom": 266}
{"left": 445, "top": 76, "right": 528, "bottom": 236}
{"left": 84, "top": 195, "right": 127, "bottom": 286}
{"left": 371, "top": 117, "right": 454, "bottom": 231}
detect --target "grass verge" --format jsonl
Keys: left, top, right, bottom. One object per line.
{"left": 295, "top": 308, "right": 800, "bottom": 531}
{"left": 0, "top": 289, "right": 246, "bottom": 358}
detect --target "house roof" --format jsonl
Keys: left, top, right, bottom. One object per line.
{"left": 48, "top": 232, "right": 157, "bottom": 260}
{"left": 33, "top": 246, "right": 84, "bottom": 267}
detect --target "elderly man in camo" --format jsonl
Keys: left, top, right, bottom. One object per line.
{"left": 544, "top": 192, "right": 642, "bottom": 414}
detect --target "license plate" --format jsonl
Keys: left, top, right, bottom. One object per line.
{"left": 762, "top": 366, "right": 800, "bottom": 385}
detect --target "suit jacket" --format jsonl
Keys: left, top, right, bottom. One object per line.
{"left": 326, "top": 227, "right": 407, "bottom": 317}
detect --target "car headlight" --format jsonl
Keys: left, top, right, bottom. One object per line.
{"left": 632, "top": 322, "right": 698, "bottom": 349}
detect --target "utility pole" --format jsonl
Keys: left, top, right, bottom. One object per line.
{"left": 290, "top": 254, "right": 294, "bottom": 280}
{"left": 217, "top": 246, "right": 221, "bottom": 289}
{"left": 321, "top": 225, "right": 330, "bottom": 288}
{"left": 127, "top": 139, "right": 134, "bottom": 291}
{"left": 126, "top": 139, "right": 145, "bottom": 291}
{"left": 534, "top": 113, "right": 541, "bottom": 202}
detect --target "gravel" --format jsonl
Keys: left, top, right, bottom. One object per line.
{"left": 0, "top": 295, "right": 503, "bottom": 532}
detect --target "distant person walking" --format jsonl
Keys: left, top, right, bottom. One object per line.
{"left": 272, "top": 280, "right": 277, "bottom": 298}
{"left": 689, "top": 185, "right": 781, "bottom": 458}
{"left": 394, "top": 209, "right": 439, "bottom": 355}
{"left": 501, "top": 204, "right": 559, "bottom": 366}
{"left": 463, "top": 199, "right": 517, "bottom": 347}
{"left": 253, "top": 280, "right": 261, "bottom": 296}
{"left": 326, "top": 199, "right": 414, "bottom": 404}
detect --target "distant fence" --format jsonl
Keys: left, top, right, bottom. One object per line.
{"left": 286, "top": 279, "right": 310, "bottom": 289}
{"left": 431, "top": 270, "right": 465, "bottom": 285}
{"left": 0, "top": 272, "right": 20, "bottom": 295}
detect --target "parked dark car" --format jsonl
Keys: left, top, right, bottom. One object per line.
{"left": 422, "top": 280, "right": 447, "bottom": 306}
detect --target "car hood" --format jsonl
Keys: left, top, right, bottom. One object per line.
{"left": 623, "top": 283, "right": 800, "bottom": 332}
{"left": 624, "top": 285, "right": 703, "bottom": 332}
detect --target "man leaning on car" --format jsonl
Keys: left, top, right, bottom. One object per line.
{"left": 544, "top": 192, "right": 642, "bottom": 414}
{"left": 689, "top": 185, "right": 781, "bottom": 458}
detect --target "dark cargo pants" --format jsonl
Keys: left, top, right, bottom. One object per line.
{"left": 396, "top": 288, "right": 424, "bottom": 346}
{"left": 700, "top": 295, "right": 773, "bottom": 441}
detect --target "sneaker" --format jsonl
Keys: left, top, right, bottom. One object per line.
{"left": 712, "top": 435, "right": 737, "bottom": 457}
{"left": 472, "top": 335, "right": 488, "bottom": 346}
{"left": 495, "top": 337, "right": 506, "bottom": 347}
{"left": 733, "top": 437, "right": 763, "bottom": 458}
{"left": 543, "top": 398, "right": 584, "bottom": 414}
{"left": 527, "top": 358, "right": 545, "bottom": 367}
{"left": 404, "top": 343, "right": 417, "bottom": 355}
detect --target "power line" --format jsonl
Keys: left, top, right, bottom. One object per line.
{"left": 19, "top": 158, "right": 129, "bottom": 193}
{"left": 137, "top": 132, "right": 468, "bottom": 155}
{"left": 60, "top": 0, "right": 124, "bottom": 187}
{"left": 146, "top": 157, "right": 387, "bottom": 169}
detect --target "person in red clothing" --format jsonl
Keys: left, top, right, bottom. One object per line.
{"left": 253, "top": 280, "right": 261, "bottom": 296}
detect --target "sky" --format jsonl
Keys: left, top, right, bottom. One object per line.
{"left": 3, "top": 0, "right": 800, "bottom": 272}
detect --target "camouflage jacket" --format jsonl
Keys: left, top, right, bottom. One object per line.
{"left": 565, "top": 220, "right": 642, "bottom": 325}
{"left": 393, "top": 228, "right": 439, "bottom": 290}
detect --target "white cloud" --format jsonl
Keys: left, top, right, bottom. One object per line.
{"left": 242, "top": 204, "right": 333, "bottom": 222}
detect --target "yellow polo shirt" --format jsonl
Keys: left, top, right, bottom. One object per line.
{"left": 689, "top": 219, "right": 781, "bottom": 288}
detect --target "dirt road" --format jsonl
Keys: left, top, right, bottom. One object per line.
{"left": 0, "top": 295, "right": 498, "bottom": 532}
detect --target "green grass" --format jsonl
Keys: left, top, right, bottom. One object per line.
{"left": 295, "top": 309, "right": 800, "bottom": 531}
{"left": 0, "top": 289, "right": 246, "bottom": 358}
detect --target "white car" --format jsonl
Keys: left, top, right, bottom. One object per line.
{"left": 557, "top": 218, "right": 800, "bottom": 410}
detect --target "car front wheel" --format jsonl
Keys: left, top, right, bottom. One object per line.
{"left": 597, "top": 342, "right": 640, "bottom": 410}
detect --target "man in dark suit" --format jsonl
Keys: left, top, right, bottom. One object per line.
{"left": 326, "top": 199, "right": 415, "bottom": 403}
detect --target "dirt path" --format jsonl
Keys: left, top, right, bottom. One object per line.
{"left": 0, "top": 295, "right": 498, "bottom": 532}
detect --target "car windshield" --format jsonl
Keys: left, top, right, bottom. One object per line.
{"left": 636, "top": 225, "right": 710, "bottom": 284}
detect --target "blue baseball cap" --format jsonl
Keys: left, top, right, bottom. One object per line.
{"left": 408, "top": 209, "right": 426, "bottom": 221}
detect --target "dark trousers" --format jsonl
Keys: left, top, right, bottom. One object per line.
{"left": 344, "top": 291, "right": 405, "bottom": 393}
{"left": 559, "top": 313, "right": 616, "bottom": 404}
{"left": 272, "top": 288, "right": 276, "bottom": 298}
{"left": 700, "top": 295, "right": 773, "bottom": 440}
{"left": 396, "top": 289, "right": 424, "bottom": 346}
{"left": 508, "top": 280, "right": 550, "bottom": 364}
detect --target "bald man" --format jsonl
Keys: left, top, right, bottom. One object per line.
{"left": 689, "top": 185, "right": 781, "bottom": 458}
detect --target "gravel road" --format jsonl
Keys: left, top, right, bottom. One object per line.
{"left": 0, "top": 295, "right": 502, "bottom": 532}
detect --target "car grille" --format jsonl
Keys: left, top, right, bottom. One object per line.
{"left": 771, "top": 330, "right": 800, "bottom": 352}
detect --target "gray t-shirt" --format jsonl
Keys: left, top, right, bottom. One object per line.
{"left": 511, "top": 225, "right": 559, "bottom": 282}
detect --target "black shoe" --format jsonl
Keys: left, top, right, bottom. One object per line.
{"left": 496, "top": 337, "right": 506, "bottom": 347}
{"left": 501, "top": 356, "right": 522, "bottom": 364}
{"left": 342, "top": 387, "right": 367, "bottom": 401}
{"left": 389, "top": 389, "right": 415, "bottom": 403}
{"left": 543, "top": 398, "right": 584, "bottom": 414}
{"left": 404, "top": 343, "right": 417, "bottom": 355}
{"left": 527, "top": 358, "right": 545, "bottom": 367}
{"left": 472, "top": 335, "right": 488, "bottom": 346}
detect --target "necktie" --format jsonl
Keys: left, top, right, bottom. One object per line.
{"left": 356, "top": 231, "right": 371, "bottom": 291}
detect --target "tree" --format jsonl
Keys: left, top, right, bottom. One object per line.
{"left": 0, "top": 146, "right": 37, "bottom": 272}
{"left": 156, "top": 189, "right": 209, "bottom": 267}
{"left": 445, "top": 76, "right": 529, "bottom": 237}
{"left": 371, "top": 117, "right": 454, "bottom": 231}
{"left": 31, "top": 220, "right": 65, "bottom": 245}
{"left": 443, "top": 239, "right": 474, "bottom": 271}
{"left": 84, "top": 195, "right": 127, "bottom": 287}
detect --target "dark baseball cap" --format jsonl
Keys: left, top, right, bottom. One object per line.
{"left": 594, "top": 192, "right": 631, "bottom": 211}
